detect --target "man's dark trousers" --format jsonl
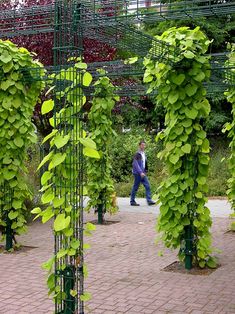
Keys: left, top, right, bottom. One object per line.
{"left": 130, "top": 174, "right": 152, "bottom": 203}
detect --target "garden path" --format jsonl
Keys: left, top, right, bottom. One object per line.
{"left": 0, "top": 198, "right": 234, "bottom": 314}
{"left": 117, "top": 197, "right": 233, "bottom": 217}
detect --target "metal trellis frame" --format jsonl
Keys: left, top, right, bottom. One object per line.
{"left": 0, "top": 0, "right": 235, "bottom": 312}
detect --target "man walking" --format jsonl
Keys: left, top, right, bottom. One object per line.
{"left": 130, "top": 140, "right": 155, "bottom": 206}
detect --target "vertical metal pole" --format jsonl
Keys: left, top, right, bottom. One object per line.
{"left": 63, "top": 266, "right": 75, "bottom": 314}
{"left": 5, "top": 217, "right": 13, "bottom": 251}
{"left": 185, "top": 224, "right": 193, "bottom": 270}
{"left": 77, "top": 3, "right": 84, "bottom": 313}
{"left": 97, "top": 189, "right": 105, "bottom": 224}
{"left": 97, "top": 202, "right": 104, "bottom": 224}
{"left": 79, "top": 113, "right": 84, "bottom": 314}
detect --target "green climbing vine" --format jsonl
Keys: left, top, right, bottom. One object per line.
{"left": 144, "top": 27, "right": 216, "bottom": 268}
{"left": 223, "top": 44, "right": 235, "bottom": 229}
{"left": 32, "top": 59, "right": 98, "bottom": 303}
{"left": 0, "top": 40, "right": 45, "bottom": 244}
{"left": 86, "top": 70, "right": 119, "bottom": 218}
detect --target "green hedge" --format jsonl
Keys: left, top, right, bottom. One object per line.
{"left": 110, "top": 127, "right": 163, "bottom": 182}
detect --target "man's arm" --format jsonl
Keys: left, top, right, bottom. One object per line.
{"left": 133, "top": 154, "right": 145, "bottom": 177}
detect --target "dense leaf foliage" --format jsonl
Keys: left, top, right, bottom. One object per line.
{"left": 32, "top": 60, "right": 98, "bottom": 302}
{"left": 223, "top": 46, "right": 235, "bottom": 213}
{"left": 86, "top": 71, "right": 119, "bottom": 215}
{"left": 0, "top": 40, "right": 45, "bottom": 238}
{"left": 0, "top": 0, "right": 117, "bottom": 137}
{"left": 144, "top": 27, "right": 215, "bottom": 267}
{"left": 142, "top": 8, "right": 235, "bottom": 133}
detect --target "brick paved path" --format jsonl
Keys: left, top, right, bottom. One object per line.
{"left": 0, "top": 209, "right": 235, "bottom": 313}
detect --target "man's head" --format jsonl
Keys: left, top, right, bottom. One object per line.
{"left": 139, "top": 140, "right": 146, "bottom": 151}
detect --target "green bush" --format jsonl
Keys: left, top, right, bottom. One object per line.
{"left": 110, "top": 127, "right": 163, "bottom": 182}
{"left": 207, "top": 137, "right": 230, "bottom": 196}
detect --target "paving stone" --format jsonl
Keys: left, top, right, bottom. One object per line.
{"left": 0, "top": 205, "right": 234, "bottom": 313}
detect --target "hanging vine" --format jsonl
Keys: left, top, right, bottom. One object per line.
{"left": 86, "top": 70, "right": 119, "bottom": 220}
{"left": 143, "top": 27, "right": 216, "bottom": 268}
{"left": 223, "top": 44, "right": 235, "bottom": 229}
{"left": 32, "top": 59, "right": 98, "bottom": 304}
{"left": 0, "top": 40, "right": 45, "bottom": 246}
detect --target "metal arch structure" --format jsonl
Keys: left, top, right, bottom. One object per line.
{"left": 0, "top": 1, "right": 235, "bottom": 314}
{"left": 80, "top": 0, "right": 235, "bottom": 24}
{"left": 2, "top": 0, "right": 235, "bottom": 38}
{"left": 1, "top": 1, "right": 234, "bottom": 94}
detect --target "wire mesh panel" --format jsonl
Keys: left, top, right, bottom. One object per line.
{"left": 0, "top": 4, "right": 55, "bottom": 38}
{"left": 1, "top": 0, "right": 235, "bottom": 38}
{"left": 54, "top": 0, "right": 83, "bottom": 64}
{"left": 0, "top": 2, "right": 56, "bottom": 66}
{"left": 80, "top": 20, "right": 175, "bottom": 60}
{"left": 79, "top": 0, "right": 235, "bottom": 24}
{"left": 16, "top": 56, "right": 235, "bottom": 97}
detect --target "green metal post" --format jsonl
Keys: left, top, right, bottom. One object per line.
{"left": 5, "top": 217, "right": 13, "bottom": 251}
{"left": 63, "top": 266, "right": 75, "bottom": 314}
{"left": 184, "top": 224, "right": 193, "bottom": 270}
{"left": 97, "top": 202, "right": 104, "bottom": 224}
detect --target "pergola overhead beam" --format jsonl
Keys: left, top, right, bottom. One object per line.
{"left": 1, "top": 1, "right": 235, "bottom": 38}
{"left": 80, "top": 21, "right": 176, "bottom": 61}
{"left": 80, "top": 0, "right": 235, "bottom": 24}
{"left": 0, "top": 4, "right": 54, "bottom": 38}
{"left": 5, "top": 52, "right": 233, "bottom": 96}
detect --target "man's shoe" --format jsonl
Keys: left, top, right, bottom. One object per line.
{"left": 130, "top": 202, "right": 140, "bottom": 206}
{"left": 148, "top": 200, "right": 156, "bottom": 206}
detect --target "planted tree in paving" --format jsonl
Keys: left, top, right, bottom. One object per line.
{"left": 86, "top": 70, "right": 119, "bottom": 224}
{"left": 0, "top": 40, "right": 45, "bottom": 250}
{"left": 223, "top": 44, "right": 235, "bottom": 230}
{"left": 144, "top": 27, "right": 216, "bottom": 268}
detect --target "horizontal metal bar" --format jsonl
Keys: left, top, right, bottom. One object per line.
{"left": 1, "top": 1, "right": 234, "bottom": 38}
{"left": 79, "top": 0, "right": 235, "bottom": 24}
